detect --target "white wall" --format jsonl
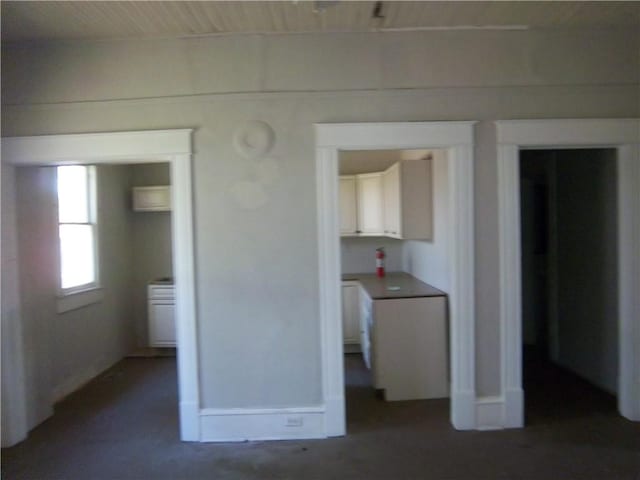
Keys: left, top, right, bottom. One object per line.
{"left": 14, "top": 165, "right": 136, "bottom": 422}
{"left": 130, "top": 163, "right": 173, "bottom": 348}
{"left": 1, "top": 164, "right": 28, "bottom": 446}
{"left": 402, "top": 151, "right": 450, "bottom": 292}
{"left": 1, "top": 28, "right": 638, "bottom": 413}
{"left": 341, "top": 237, "right": 403, "bottom": 274}
{"left": 15, "top": 167, "right": 56, "bottom": 430}
{"left": 555, "top": 150, "right": 619, "bottom": 394}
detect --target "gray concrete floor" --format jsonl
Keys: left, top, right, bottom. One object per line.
{"left": 2, "top": 354, "right": 639, "bottom": 479}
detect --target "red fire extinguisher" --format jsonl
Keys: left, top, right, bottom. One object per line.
{"left": 376, "top": 247, "right": 386, "bottom": 278}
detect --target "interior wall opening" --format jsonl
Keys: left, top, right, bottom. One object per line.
{"left": 337, "top": 148, "right": 452, "bottom": 430}
{"left": 519, "top": 148, "right": 619, "bottom": 425}
{"left": 13, "top": 161, "right": 178, "bottom": 434}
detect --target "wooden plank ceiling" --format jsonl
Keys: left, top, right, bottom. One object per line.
{"left": 2, "top": 1, "right": 639, "bottom": 42}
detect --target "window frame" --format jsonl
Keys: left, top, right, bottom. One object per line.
{"left": 56, "top": 165, "right": 101, "bottom": 297}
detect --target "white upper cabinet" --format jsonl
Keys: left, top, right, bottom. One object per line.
{"left": 340, "top": 159, "right": 430, "bottom": 239}
{"left": 356, "top": 173, "right": 384, "bottom": 235}
{"left": 382, "top": 162, "right": 401, "bottom": 237}
{"left": 382, "top": 159, "right": 432, "bottom": 240}
{"left": 339, "top": 176, "right": 358, "bottom": 235}
{"left": 133, "top": 186, "right": 171, "bottom": 212}
{"left": 339, "top": 173, "right": 384, "bottom": 236}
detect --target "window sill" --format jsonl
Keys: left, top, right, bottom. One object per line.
{"left": 57, "top": 288, "right": 104, "bottom": 314}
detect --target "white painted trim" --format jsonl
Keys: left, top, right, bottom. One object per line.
{"left": 496, "top": 144, "right": 525, "bottom": 429}
{"left": 2, "top": 129, "right": 193, "bottom": 163}
{"left": 316, "top": 121, "right": 477, "bottom": 432}
{"left": 199, "top": 407, "right": 327, "bottom": 442}
{"left": 617, "top": 144, "right": 640, "bottom": 421}
{"left": 475, "top": 396, "right": 505, "bottom": 431}
{"left": 1, "top": 129, "right": 200, "bottom": 442}
{"left": 56, "top": 288, "right": 104, "bottom": 314}
{"left": 496, "top": 119, "right": 640, "bottom": 147}
{"left": 496, "top": 118, "right": 640, "bottom": 428}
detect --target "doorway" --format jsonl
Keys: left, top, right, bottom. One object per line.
{"left": 316, "top": 121, "right": 477, "bottom": 434}
{"left": 338, "top": 148, "right": 450, "bottom": 429}
{"left": 1, "top": 130, "right": 199, "bottom": 445}
{"left": 520, "top": 148, "right": 619, "bottom": 424}
{"left": 496, "top": 118, "right": 640, "bottom": 428}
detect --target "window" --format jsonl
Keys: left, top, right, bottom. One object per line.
{"left": 57, "top": 165, "right": 98, "bottom": 294}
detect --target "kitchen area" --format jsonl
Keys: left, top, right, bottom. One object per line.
{"left": 131, "top": 164, "right": 177, "bottom": 352}
{"left": 339, "top": 149, "right": 451, "bottom": 404}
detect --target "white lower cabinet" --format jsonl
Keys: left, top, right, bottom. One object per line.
{"left": 341, "top": 282, "right": 361, "bottom": 352}
{"left": 371, "top": 296, "right": 448, "bottom": 401}
{"left": 148, "top": 285, "right": 176, "bottom": 347}
{"left": 357, "top": 288, "right": 448, "bottom": 401}
{"left": 359, "top": 287, "right": 373, "bottom": 369}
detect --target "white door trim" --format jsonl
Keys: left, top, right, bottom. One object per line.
{"left": 496, "top": 118, "right": 640, "bottom": 427}
{"left": 1, "top": 129, "right": 200, "bottom": 441}
{"left": 315, "top": 121, "right": 477, "bottom": 433}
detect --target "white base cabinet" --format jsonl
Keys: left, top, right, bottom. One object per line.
{"left": 359, "top": 287, "right": 373, "bottom": 369}
{"left": 148, "top": 285, "right": 176, "bottom": 347}
{"left": 341, "top": 281, "right": 361, "bottom": 351}
{"left": 358, "top": 287, "right": 448, "bottom": 401}
{"left": 372, "top": 296, "right": 448, "bottom": 401}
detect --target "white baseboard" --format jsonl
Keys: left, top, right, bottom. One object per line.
{"left": 199, "top": 406, "right": 327, "bottom": 442}
{"left": 503, "top": 387, "right": 524, "bottom": 428}
{"left": 451, "top": 389, "right": 476, "bottom": 430}
{"left": 324, "top": 395, "right": 346, "bottom": 437}
{"left": 180, "top": 401, "right": 200, "bottom": 441}
{"left": 476, "top": 396, "right": 505, "bottom": 430}
{"left": 476, "top": 391, "right": 524, "bottom": 430}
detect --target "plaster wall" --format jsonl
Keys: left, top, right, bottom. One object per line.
{"left": 13, "top": 165, "right": 136, "bottom": 430}
{"left": 2, "top": 28, "right": 638, "bottom": 411}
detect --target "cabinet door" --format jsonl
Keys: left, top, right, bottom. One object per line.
{"left": 133, "top": 186, "right": 171, "bottom": 211}
{"left": 359, "top": 290, "right": 373, "bottom": 370}
{"left": 339, "top": 176, "right": 358, "bottom": 235}
{"left": 356, "top": 173, "right": 384, "bottom": 235}
{"left": 383, "top": 163, "right": 401, "bottom": 237}
{"left": 149, "top": 302, "right": 176, "bottom": 346}
{"left": 341, "top": 284, "right": 360, "bottom": 344}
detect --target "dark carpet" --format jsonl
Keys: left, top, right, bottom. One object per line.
{"left": 2, "top": 354, "right": 639, "bottom": 480}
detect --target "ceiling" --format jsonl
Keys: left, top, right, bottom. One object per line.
{"left": 2, "top": 1, "right": 639, "bottom": 42}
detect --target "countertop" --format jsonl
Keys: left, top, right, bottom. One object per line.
{"left": 149, "top": 277, "right": 174, "bottom": 285}
{"left": 342, "top": 272, "right": 446, "bottom": 300}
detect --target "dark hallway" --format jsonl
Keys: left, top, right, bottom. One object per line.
{"left": 523, "top": 346, "right": 619, "bottom": 426}
{"left": 520, "top": 148, "right": 621, "bottom": 429}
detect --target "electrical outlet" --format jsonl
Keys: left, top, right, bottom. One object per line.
{"left": 285, "top": 416, "right": 303, "bottom": 427}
